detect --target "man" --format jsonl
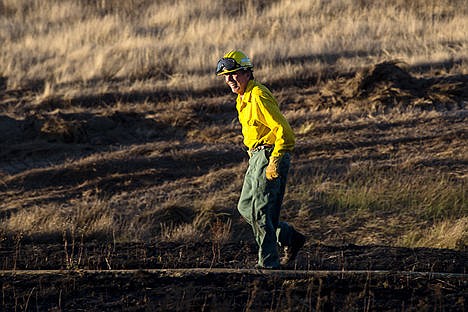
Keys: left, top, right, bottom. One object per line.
{"left": 216, "top": 50, "right": 306, "bottom": 269}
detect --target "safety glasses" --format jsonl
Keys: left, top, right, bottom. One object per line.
{"left": 216, "top": 58, "right": 241, "bottom": 75}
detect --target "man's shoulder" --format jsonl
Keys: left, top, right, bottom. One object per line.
{"left": 250, "top": 80, "right": 273, "bottom": 97}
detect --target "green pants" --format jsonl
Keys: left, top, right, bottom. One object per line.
{"left": 237, "top": 147, "right": 294, "bottom": 268}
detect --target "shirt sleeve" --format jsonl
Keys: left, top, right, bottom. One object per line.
{"left": 252, "top": 88, "right": 295, "bottom": 158}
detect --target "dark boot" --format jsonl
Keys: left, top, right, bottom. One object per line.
{"left": 281, "top": 230, "right": 306, "bottom": 266}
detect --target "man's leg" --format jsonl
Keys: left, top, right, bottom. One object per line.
{"left": 270, "top": 153, "right": 295, "bottom": 247}
{"left": 268, "top": 152, "right": 306, "bottom": 266}
{"left": 237, "top": 150, "right": 280, "bottom": 268}
{"left": 238, "top": 150, "right": 304, "bottom": 268}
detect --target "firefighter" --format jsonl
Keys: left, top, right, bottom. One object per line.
{"left": 216, "top": 50, "right": 306, "bottom": 269}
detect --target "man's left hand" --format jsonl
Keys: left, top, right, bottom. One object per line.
{"left": 266, "top": 156, "right": 281, "bottom": 180}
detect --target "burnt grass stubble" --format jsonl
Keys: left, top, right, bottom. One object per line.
{"left": 0, "top": 240, "right": 467, "bottom": 311}
{"left": 0, "top": 62, "right": 467, "bottom": 311}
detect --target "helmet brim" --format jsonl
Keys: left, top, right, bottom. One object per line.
{"left": 216, "top": 66, "right": 251, "bottom": 76}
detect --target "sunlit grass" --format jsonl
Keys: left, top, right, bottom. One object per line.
{"left": 0, "top": 0, "right": 467, "bottom": 93}
{"left": 287, "top": 165, "right": 466, "bottom": 248}
{"left": 0, "top": 0, "right": 466, "bottom": 251}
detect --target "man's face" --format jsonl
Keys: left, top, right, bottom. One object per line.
{"left": 224, "top": 70, "right": 250, "bottom": 95}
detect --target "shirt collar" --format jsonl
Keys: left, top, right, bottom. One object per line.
{"left": 237, "top": 79, "right": 255, "bottom": 102}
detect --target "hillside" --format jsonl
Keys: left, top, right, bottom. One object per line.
{"left": 1, "top": 61, "right": 466, "bottom": 248}
{"left": 1, "top": 60, "right": 467, "bottom": 311}
{"left": 0, "top": 0, "right": 467, "bottom": 310}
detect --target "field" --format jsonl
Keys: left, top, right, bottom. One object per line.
{"left": 0, "top": 0, "right": 467, "bottom": 311}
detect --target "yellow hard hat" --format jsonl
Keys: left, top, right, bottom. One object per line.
{"left": 216, "top": 50, "right": 253, "bottom": 76}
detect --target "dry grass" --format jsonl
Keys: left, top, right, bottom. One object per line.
{"left": 0, "top": 1, "right": 467, "bottom": 251}
{"left": 399, "top": 217, "right": 468, "bottom": 249}
{"left": 1, "top": 0, "right": 467, "bottom": 94}
{"left": 3, "top": 195, "right": 114, "bottom": 240}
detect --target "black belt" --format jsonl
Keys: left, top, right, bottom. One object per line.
{"left": 249, "top": 144, "right": 273, "bottom": 153}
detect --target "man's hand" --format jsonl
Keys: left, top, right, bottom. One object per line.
{"left": 265, "top": 156, "right": 281, "bottom": 180}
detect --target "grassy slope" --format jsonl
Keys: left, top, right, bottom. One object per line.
{"left": 0, "top": 0, "right": 467, "bottom": 250}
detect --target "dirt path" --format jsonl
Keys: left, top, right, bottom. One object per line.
{"left": 3, "top": 267, "right": 468, "bottom": 277}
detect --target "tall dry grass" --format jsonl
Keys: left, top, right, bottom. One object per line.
{"left": 0, "top": 0, "right": 466, "bottom": 250}
{"left": 1, "top": 0, "right": 467, "bottom": 94}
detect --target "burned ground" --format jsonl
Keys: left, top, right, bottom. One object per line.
{"left": 0, "top": 240, "right": 467, "bottom": 311}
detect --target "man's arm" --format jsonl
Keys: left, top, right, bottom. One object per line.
{"left": 254, "top": 91, "right": 295, "bottom": 180}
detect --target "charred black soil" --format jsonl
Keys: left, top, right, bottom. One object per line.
{"left": 1, "top": 241, "right": 467, "bottom": 311}
{"left": 1, "top": 268, "right": 466, "bottom": 312}
{"left": 1, "top": 240, "right": 467, "bottom": 273}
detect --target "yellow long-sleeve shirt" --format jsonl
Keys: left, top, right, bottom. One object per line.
{"left": 236, "top": 79, "right": 295, "bottom": 158}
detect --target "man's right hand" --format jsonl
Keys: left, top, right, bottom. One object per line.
{"left": 265, "top": 156, "right": 281, "bottom": 180}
